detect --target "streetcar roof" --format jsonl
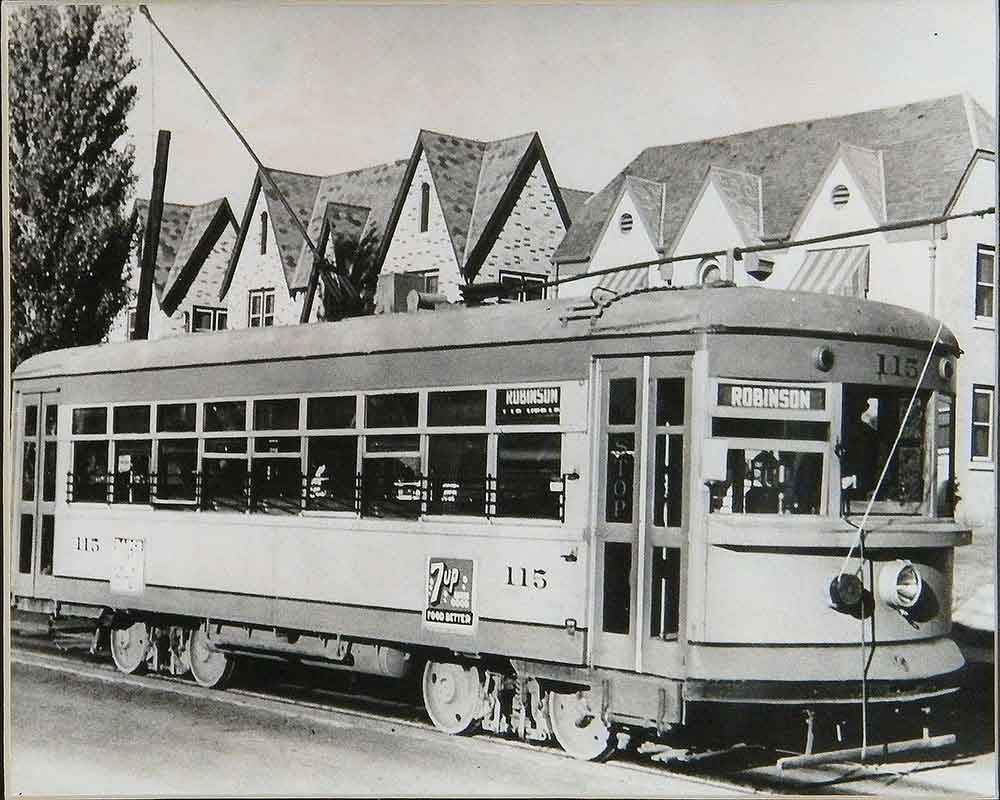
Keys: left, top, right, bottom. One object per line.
{"left": 13, "top": 287, "right": 957, "bottom": 380}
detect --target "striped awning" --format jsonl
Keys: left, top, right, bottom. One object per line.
{"left": 787, "top": 246, "right": 869, "bottom": 296}
{"left": 598, "top": 266, "right": 649, "bottom": 294}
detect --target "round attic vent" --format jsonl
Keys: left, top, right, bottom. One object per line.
{"left": 831, "top": 184, "right": 850, "bottom": 207}
{"left": 619, "top": 213, "right": 634, "bottom": 234}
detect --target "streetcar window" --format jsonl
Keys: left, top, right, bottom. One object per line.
{"left": 19, "top": 514, "right": 33, "bottom": 574}
{"left": 72, "top": 407, "right": 107, "bottom": 435}
{"left": 361, "top": 456, "right": 422, "bottom": 518}
{"left": 366, "top": 434, "right": 420, "bottom": 453}
{"left": 157, "top": 403, "right": 196, "bottom": 432}
{"left": 427, "top": 434, "right": 488, "bottom": 515}
{"left": 202, "top": 458, "right": 249, "bottom": 512}
{"left": 251, "top": 458, "right": 302, "bottom": 514}
{"left": 710, "top": 449, "right": 823, "bottom": 514}
{"left": 428, "top": 390, "right": 486, "bottom": 427}
{"left": 496, "top": 432, "right": 562, "bottom": 519}
{"left": 156, "top": 440, "right": 197, "bottom": 501}
{"left": 365, "top": 393, "right": 418, "bottom": 429}
{"left": 935, "top": 394, "right": 955, "bottom": 517}
{"left": 602, "top": 541, "right": 631, "bottom": 635}
{"left": 605, "top": 433, "right": 635, "bottom": 523}
{"left": 254, "top": 398, "right": 300, "bottom": 430}
{"left": 656, "top": 378, "right": 685, "bottom": 425}
{"left": 40, "top": 515, "right": 54, "bottom": 575}
{"left": 113, "top": 441, "right": 151, "bottom": 504}
{"left": 841, "top": 386, "right": 928, "bottom": 514}
{"left": 711, "top": 417, "right": 829, "bottom": 441}
{"left": 204, "top": 437, "right": 248, "bottom": 454}
{"left": 253, "top": 436, "right": 300, "bottom": 453}
{"left": 307, "top": 436, "right": 359, "bottom": 512}
{"left": 653, "top": 434, "right": 684, "bottom": 527}
{"left": 307, "top": 396, "right": 357, "bottom": 429}
{"left": 113, "top": 405, "right": 151, "bottom": 434}
{"left": 608, "top": 379, "right": 637, "bottom": 425}
{"left": 72, "top": 441, "right": 109, "bottom": 502}
{"left": 649, "top": 547, "right": 680, "bottom": 639}
{"left": 204, "top": 401, "right": 247, "bottom": 432}
{"left": 42, "top": 442, "right": 57, "bottom": 502}
{"left": 21, "top": 442, "right": 36, "bottom": 502}
{"left": 44, "top": 405, "right": 58, "bottom": 435}
{"left": 24, "top": 405, "right": 38, "bottom": 436}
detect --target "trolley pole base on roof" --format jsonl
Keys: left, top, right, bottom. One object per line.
{"left": 776, "top": 733, "right": 956, "bottom": 770}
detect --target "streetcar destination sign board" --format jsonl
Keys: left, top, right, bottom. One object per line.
{"left": 718, "top": 383, "right": 826, "bottom": 411}
{"left": 496, "top": 386, "right": 560, "bottom": 424}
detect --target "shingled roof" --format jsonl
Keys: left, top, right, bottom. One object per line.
{"left": 384, "top": 129, "right": 573, "bottom": 280}
{"left": 132, "top": 197, "right": 237, "bottom": 314}
{"left": 559, "top": 188, "right": 593, "bottom": 222}
{"left": 554, "top": 94, "right": 996, "bottom": 263}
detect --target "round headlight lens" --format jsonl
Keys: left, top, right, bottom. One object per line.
{"left": 877, "top": 559, "right": 923, "bottom": 609}
{"left": 829, "top": 573, "right": 864, "bottom": 610}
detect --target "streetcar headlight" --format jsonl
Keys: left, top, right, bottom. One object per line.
{"left": 877, "top": 559, "right": 923, "bottom": 609}
{"left": 829, "top": 573, "right": 864, "bottom": 610}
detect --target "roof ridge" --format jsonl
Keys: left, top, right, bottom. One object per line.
{"left": 634, "top": 94, "right": 966, "bottom": 157}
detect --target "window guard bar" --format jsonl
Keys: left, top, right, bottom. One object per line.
{"left": 65, "top": 469, "right": 567, "bottom": 522}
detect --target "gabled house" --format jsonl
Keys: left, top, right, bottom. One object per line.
{"left": 220, "top": 129, "right": 584, "bottom": 324}
{"left": 107, "top": 197, "right": 238, "bottom": 341}
{"left": 380, "top": 130, "right": 575, "bottom": 301}
{"left": 218, "top": 160, "right": 409, "bottom": 328}
{"left": 553, "top": 93, "right": 997, "bottom": 526}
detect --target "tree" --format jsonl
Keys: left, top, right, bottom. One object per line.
{"left": 9, "top": 5, "right": 138, "bottom": 367}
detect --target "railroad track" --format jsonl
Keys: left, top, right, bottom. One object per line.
{"left": 11, "top": 625, "right": 985, "bottom": 797}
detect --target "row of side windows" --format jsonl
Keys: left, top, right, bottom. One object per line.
{"left": 65, "top": 388, "right": 568, "bottom": 521}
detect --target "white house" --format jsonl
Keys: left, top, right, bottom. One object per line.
{"left": 220, "top": 129, "right": 589, "bottom": 324}
{"left": 107, "top": 197, "right": 238, "bottom": 341}
{"left": 554, "top": 94, "right": 996, "bottom": 525}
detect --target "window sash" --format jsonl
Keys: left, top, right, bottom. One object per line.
{"left": 972, "top": 386, "right": 994, "bottom": 460}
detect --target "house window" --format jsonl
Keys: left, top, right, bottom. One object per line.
{"left": 831, "top": 185, "right": 850, "bottom": 207}
{"left": 619, "top": 213, "right": 634, "bottom": 234}
{"left": 248, "top": 288, "right": 275, "bottom": 328}
{"left": 126, "top": 307, "right": 137, "bottom": 340}
{"left": 972, "top": 385, "right": 994, "bottom": 461}
{"left": 260, "top": 211, "right": 268, "bottom": 255}
{"left": 420, "top": 182, "right": 430, "bottom": 233}
{"left": 412, "top": 269, "right": 439, "bottom": 294}
{"left": 499, "top": 270, "right": 547, "bottom": 302}
{"left": 975, "top": 244, "right": 995, "bottom": 321}
{"left": 191, "top": 305, "right": 228, "bottom": 332}
{"left": 699, "top": 260, "right": 721, "bottom": 285}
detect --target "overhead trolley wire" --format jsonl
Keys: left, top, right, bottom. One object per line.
{"left": 139, "top": 5, "right": 323, "bottom": 261}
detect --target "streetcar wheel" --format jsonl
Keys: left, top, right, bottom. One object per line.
{"left": 110, "top": 620, "right": 150, "bottom": 675}
{"left": 547, "top": 689, "right": 616, "bottom": 761}
{"left": 422, "top": 660, "right": 483, "bottom": 734}
{"left": 188, "top": 626, "right": 235, "bottom": 689}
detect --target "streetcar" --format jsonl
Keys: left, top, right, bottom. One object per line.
{"left": 11, "top": 285, "right": 970, "bottom": 762}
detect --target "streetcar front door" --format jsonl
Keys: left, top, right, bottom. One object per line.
{"left": 592, "top": 356, "right": 688, "bottom": 675}
{"left": 13, "top": 391, "right": 59, "bottom": 599}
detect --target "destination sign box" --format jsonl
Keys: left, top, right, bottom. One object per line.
{"left": 496, "top": 386, "right": 560, "bottom": 424}
{"left": 718, "top": 383, "right": 826, "bottom": 411}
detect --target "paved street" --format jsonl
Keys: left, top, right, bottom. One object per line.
{"left": 9, "top": 656, "right": 737, "bottom": 797}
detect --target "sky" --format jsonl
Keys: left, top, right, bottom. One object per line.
{"left": 127, "top": 0, "right": 998, "bottom": 215}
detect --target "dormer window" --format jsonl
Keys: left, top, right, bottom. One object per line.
{"left": 260, "top": 211, "right": 268, "bottom": 254}
{"left": 619, "top": 213, "right": 634, "bottom": 234}
{"left": 831, "top": 185, "right": 850, "bottom": 207}
{"left": 420, "top": 183, "right": 430, "bottom": 233}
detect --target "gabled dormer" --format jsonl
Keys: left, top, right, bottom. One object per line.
{"left": 380, "top": 130, "right": 573, "bottom": 300}
{"left": 788, "top": 142, "right": 886, "bottom": 243}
